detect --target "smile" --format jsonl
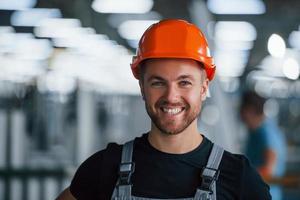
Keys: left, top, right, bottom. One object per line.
{"left": 161, "top": 107, "right": 184, "bottom": 115}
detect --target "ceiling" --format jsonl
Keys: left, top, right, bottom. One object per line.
{"left": 1, "top": 0, "right": 300, "bottom": 83}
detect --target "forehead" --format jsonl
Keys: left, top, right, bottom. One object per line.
{"left": 142, "top": 58, "right": 203, "bottom": 79}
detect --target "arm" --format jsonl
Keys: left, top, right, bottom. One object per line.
{"left": 258, "top": 148, "right": 276, "bottom": 180}
{"left": 56, "top": 187, "right": 76, "bottom": 200}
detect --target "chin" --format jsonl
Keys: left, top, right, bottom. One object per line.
{"left": 156, "top": 123, "right": 188, "bottom": 135}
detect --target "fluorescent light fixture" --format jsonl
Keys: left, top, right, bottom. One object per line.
{"left": 289, "top": 31, "right": 300, "bottom": 50}
{"left": 11, "top": 8, "right": 62, "bottom": 27}
{"left": 0, "top": 32, "right": 34, "bottom": 46}
{"left": 246, "top": 70, "right": 294, "bottom": 98}
{"left": 215, "top": 50, "right": 249, "bottom": 77}
{"left": 254, "top": 79, "right": 273, "bottom": 98}
{"left": 259, "top": 56, "right": 285, "bottom": 77}
{"left": 246, "top": 71, "right": 278, "bottom": 89}
{"left": 14, "top": 38, "right": 53, "bottom": 60}
{"left": 219, "top": 77, "right": 240, "bottom": 93}
{"left": 34, "top": 18, "right": 82, "bottom": 38}
{"left": 118, "top": 20, "right": 158, "bottom": 40}
{"left": 270, "top": 81, "right": 290, "bottom": 98}
{"left": 0, "top": 33, "right": 33, "bottom": 54}
{"left": 216, "top": 64, "right": 245, "bottom": 77}
{"left": 0, "top": 26, "right": 15, "bottom": 34}
{"left": 215, "top": 40, "right": 254, "bottom": 50}
{"left": 215, "top": 21, "right": 257, "bottom": 41}
{"left": 267, "top": 34, "right": 286, "bottom": 58}
{"left": 0, "top": 58, "right": 46, "bottom": 79}
{"left": 0, "top": 0, "right": 36, "bottom": 10}
{"left": 37, "top": 72, "right": 76, "bottom": 94}
{"left": 207, "top": 0, "right": 265, "bottom": 15}
{"left": 107, "top": 11, "right": 161, "bottom": 28}
{"left": 282, "top": 58, "right": 300, "bottom": 80}
{"left": 92, "top": 0, "right": 153, "bottom": 14}
{"left": 0, "top": 32, "right": 52, "bottom": 59}
{"left": 52, "top": 28, "right": 97, "bottom": 48}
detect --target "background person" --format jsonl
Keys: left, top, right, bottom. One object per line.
{"left": 240, "top": 90, "right": 287, "bottom": 200}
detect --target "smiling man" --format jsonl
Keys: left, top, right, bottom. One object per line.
{"left": 57, "top": 19, "right": 271, "bottom": 200}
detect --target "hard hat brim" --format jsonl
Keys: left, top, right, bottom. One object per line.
{"left": 131, "top": 54, "right": 216, "bottom": 81}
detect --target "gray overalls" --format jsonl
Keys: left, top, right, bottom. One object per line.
{"left": 111, "top": 140, "right": 224, "bottom": 200}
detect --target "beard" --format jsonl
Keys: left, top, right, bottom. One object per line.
{"left": 145, "top": 99, "right": 201, "bottom": 135}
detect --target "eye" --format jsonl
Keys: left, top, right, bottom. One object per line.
{"left": 151, "top": 81, "right": 165, "bottom": 87}
{"left": 179, "top": 80, "right": 192, "bottom": 86}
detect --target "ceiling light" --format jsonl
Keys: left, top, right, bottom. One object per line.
{"left": 215, "top": 40, "right": 254, "bottom": 50}
{"left": 118, "top": 20, "right": 158, "bottom": 40}
{"left": 267, "top": 34, "right": 286, "bottom": 58}
{"left": 258, "top": 56, "right": 286, "bottom": 77}
{"left": 0, "top": 0, "right": 36, "bottom": 10}
{"left": 34, "top": 18, "right": 82, "bottom": 38}
{"left": 37, "top": 72, "right": 76, "bottom": 94}
{"left": 215, "top": 51, "right": 249, "bottom": 77}
{"left": 215, "top": 21, "right": 257, "bottom": 41}
{"left": 254, "top": 79, "right": 273, "bottom": 97}
{"left": 11, "top": 8, "right": 62, "bottom": 27}
{"left": 282, "top": 58, "right": 299, "bottom": 80}
{"left": 207, "top": 0, "right": 265, "bottom": 15}
{"left": 270, "top": 81, "right": 290, "bottom": 98}
{"left": 14, "top": 38, "right": 53, "bottom": 60}
{"left": 219, "top": 77, "right": 240, "bottom": 93}
{"left": 0, "top": 26, "right": 15, "bottom": 34}
{"left": 107, "top": 11, "right": 161, "bottom": 28}
{"left": 92, "top": 0, "right": 153, "bottom": 14}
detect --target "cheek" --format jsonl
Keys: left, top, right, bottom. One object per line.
{"left": 144, "top": 88, "right": 161, "bottom": 105}
{"left": 184, "top": 89, "right": 202, "bottom": 105}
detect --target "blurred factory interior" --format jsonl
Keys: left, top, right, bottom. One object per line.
{"left": 0, "top": 0, "right": 300, "bottom": 199}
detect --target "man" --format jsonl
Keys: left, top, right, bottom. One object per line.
{"left": 57, "top": 19, "right": 271, "bottom": 200}
{"left": 240, "top": 91, "right": 287, "bottom": 200}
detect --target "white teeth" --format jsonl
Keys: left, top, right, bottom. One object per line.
{"left": 162, "top": 108, "right": 182, "bottom": 115}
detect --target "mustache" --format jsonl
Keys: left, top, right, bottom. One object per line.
{"left": 155, "top": 99, "right": 187, "bottom": 107}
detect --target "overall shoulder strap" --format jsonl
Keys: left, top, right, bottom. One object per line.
{"left": 194, "top": 144, "right": 224, "bottom": 200}
{"left": 111, "top": 140, "right": 135, "bottom": 199}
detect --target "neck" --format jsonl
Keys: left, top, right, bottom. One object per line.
{"left": 148, "top": 120, "right": 203, "bottom": 154}
{"left": 250, "top": 115, "right": 265, "bottom": 130}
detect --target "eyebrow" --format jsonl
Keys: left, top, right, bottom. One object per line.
{"left": 147, "top": 75, "right": 165, "bottom": 82}
{"left": 177, "top": 75, "right": 195, "bottom": 81}
{"left": 146, "top": 74, "right": 195, "bottom": 82}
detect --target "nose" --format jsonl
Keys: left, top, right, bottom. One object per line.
{"left": 164, "top": 84, "right": 180, "bottom": 103}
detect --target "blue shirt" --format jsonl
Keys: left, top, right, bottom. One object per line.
{"left": 245, "top": 118, "right": 287, "bottom": 177}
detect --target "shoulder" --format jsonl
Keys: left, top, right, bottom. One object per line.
{"left": 219, "top": 150, "right": 271, "bottom": 199}
{"left": 70, "top": 143, "right": 122, "bottom": 199}
{"left": 73, "top": 143, "right": 122, "bottom": 176}
{"left": 220, "top": 150, "right": 250, "bottom": 171}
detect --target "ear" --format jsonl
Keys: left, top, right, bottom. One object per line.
{"left": 200, "top": 78, "right": 209, "bottom": 101}
{"left": 139, "top": 80, "right": 145, "bottom": 100}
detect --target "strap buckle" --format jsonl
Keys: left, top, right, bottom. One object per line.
{"left": 199, "top": 167, "right": 220, "bottom": 193}
{"left": 118, "top": 162, "right": 135, "bottom": 185}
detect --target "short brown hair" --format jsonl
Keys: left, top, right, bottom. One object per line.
{"left": 240, "top": 91, "right": 266, "bottom": 115}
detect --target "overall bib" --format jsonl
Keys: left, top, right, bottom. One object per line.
{"left": 111, "top": 140, "right": 224, "bottom": 200}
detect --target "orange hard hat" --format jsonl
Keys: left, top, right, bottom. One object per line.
{"left": 131, "top": 19, "right": 216, "bottom": 81}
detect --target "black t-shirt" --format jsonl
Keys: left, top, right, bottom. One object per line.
{"left": 70, "top": 134, "right": 271, "bottom": 200}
